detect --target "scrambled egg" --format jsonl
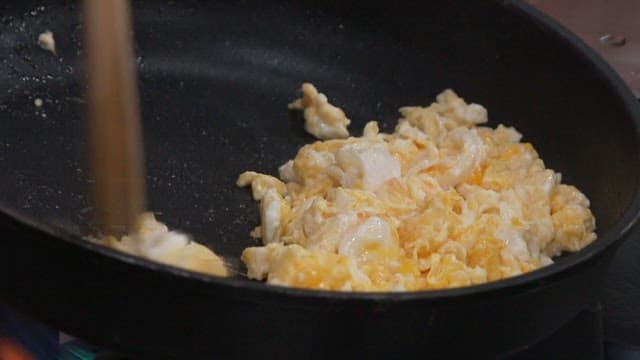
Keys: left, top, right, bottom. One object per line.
{"left": 238, "top": 85, "right": 596, "bottom": 291}
{"left": 96, "top": 213, "right": 228, "bottom": 276}
{"left": 288, "top": 83, "right": 351, "bottom": 139}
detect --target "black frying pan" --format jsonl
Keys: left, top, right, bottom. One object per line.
{"left": 1, "top": 0, "right": 639, "bottom": 358}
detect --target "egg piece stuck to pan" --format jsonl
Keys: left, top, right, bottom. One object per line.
{"left": 93, "top": 213, "right": 228, "bottom": 277}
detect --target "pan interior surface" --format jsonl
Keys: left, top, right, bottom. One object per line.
{"left": 2, "top": 0, "right": 640, "bottom": 358}
{"left": 1, "top": 0, "right": 638, "bottom": 281}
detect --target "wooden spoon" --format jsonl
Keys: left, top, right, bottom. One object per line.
{"left": 84, "top": 0, "right": 146, "bottom": 237}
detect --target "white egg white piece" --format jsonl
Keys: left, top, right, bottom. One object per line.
{"left": 336, "top": 141, "right": 401, "bottom": 191}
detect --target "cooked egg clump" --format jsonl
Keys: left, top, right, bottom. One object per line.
{"left": 97, "top": 213, "right": 228, "bottom": 276}
{"left": 288, "top": 83, "right": 351, "bottom": 140}
{"left": 239, "top": 87, "right": 596, "bottom": 291}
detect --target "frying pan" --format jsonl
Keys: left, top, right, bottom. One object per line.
{"left": 1, "top": 0, "right": 639, "bottom": 358}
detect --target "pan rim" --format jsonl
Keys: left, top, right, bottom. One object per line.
{"left": 2, "top": 0, "right": 640, "bottom": 304}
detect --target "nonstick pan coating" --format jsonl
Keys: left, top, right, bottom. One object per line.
{"left": 1, "top": 0, "right": 639, "bottom": 358}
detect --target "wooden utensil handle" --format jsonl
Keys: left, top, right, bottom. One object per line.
{"left": 85, "top": 0, "right": 146, "bottom": 237}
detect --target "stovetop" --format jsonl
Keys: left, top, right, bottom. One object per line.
{"left": 529, "top": 0, "right": 640, "bottom": 97}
